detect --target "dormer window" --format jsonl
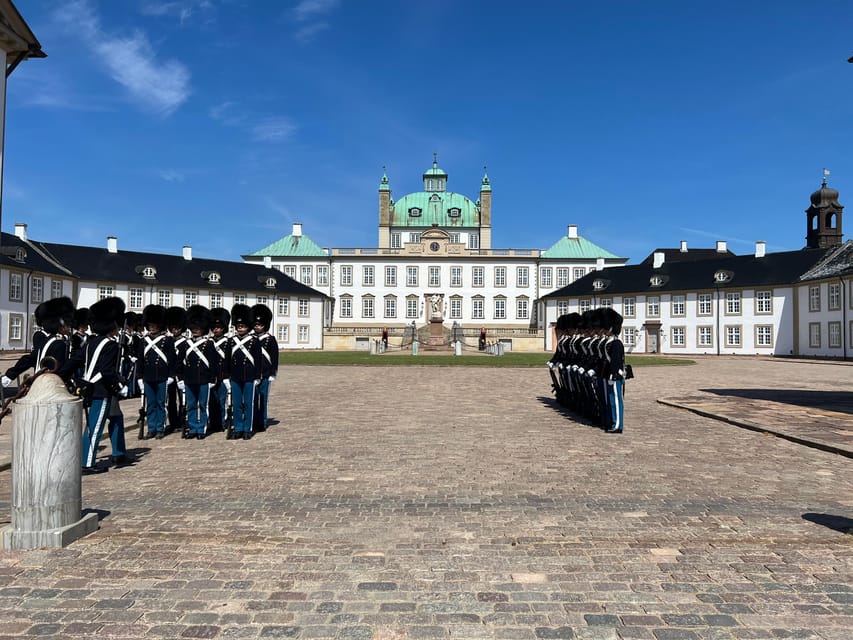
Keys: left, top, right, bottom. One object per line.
{"left": 202, "top": 271, "right": 221, "bottom": 285}
{"left": 649, "top": 275, "right": 669, "bottom": 287}
{"left": 409, "top": 207, "right": 422, "bottom": 217}
{"left": 592, "top": 278, "right": 610, "bottom": 291}
{"left": 264, "top": 277, "right": 277, "bottom": 289}
{"left": 713, "top": 270, "right": 733, "bottom": 284}
{"left": 135, "top": 264, "right": 157, "bottom": 279}
{"left": 448, "top": 207, "right": 461, "bottom": 218}
{"left": 14, "top": 247, "right": 26, "bottom": 262}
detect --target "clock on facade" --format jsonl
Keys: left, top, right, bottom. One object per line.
{"left": 429, "top": 242, "right": 440, "bottom": 252}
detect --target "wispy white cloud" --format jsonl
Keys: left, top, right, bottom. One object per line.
{"left": 140, "top": 0, "right": 214, "bottom": 24}
{"left": 209, "top": 101, "right": 297, "bottom": 143}
{"left": 289, "top": 0, "right": 339, "bottom": 43}
{"left": 252, "top": 117, "right": 297, "bottom": 142}
{"left": 52, "top": 0, "right": 191, "bottom": 115}
{"left": 678, "top": 227, "right": 760, "bottom": 248}
{"left": 157, "top": 169, "right": 187, "bottom": 183}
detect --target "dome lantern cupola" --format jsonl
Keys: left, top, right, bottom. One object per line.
{"left": 423, "top": 153, "right": 447, "bottom": 192}
{"left": 805, "top": 170, "right": 843, "bottom": 249}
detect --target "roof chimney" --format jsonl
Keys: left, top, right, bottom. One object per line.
{"left": 13, "top": 223, "right": 26, "bottom": 240}
{"left": 680, "top": 240, "right": 688, "bottom": 252}
{"left": 182, "top": 245, "right": 192, "bottom": 261}
{"left": 595, "top": 257, "right": 605, "bottom": 271}
{"left": 292, "top": 223, "right": 303, "bottom": 237}
{"left": 652, "top": 251, "right": 665, "bottom": 269}
{"left": 263, "top": 255, "right": 272, "bottom": 269}
{"left": 755, "top": 240, "right": 766, "bottom": 258}
{"left": 567, "top": 224, "right": 578, "bottom": 239}
{"left": 107, "top": 236, "right": 118, "bottom": 253}
{"left": 716, "top": 240, "right": 727, "bottom": 253}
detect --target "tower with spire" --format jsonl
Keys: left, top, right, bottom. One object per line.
{"left": 806, "top": 172, "right": 844, "bottom": 249}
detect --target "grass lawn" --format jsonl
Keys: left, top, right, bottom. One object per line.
{"left": 279, "top": 351, "right": 694, "bottom": 367}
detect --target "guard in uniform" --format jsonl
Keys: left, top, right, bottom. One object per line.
{"left": 166, "top": 306, "right": 188, "bottom": 435}
{"left": 207, "top": 307, "right": 231, "bottom": 434}
{"left": 229, "top": 303, "right": 261, "bottom": 440}
{"left": 603, "top": 308, "right": 626, "bottom": 434}
{"left": 138, "top": 304, "right": 175, "bottom": 439}
{"left": 2, "top": 297, "right": 75, "bottom": 386}
{"left": 251, "top": 303, "right": 277, "bottom": 432}
{"left": 180, "top": 305, "right": 218, "bottom": 439}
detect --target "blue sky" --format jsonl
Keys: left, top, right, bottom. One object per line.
{"left": 4, "top": 0, "right": 853, "bottom": 264}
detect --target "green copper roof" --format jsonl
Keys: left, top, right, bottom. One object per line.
{"left": 250, "top": 233, "right": 326, "bottom": 257}
{"left": 541, "top": 234, "right": 621, "bottom": 259}
{"left": 391, "top": 192, "right": 478, "bottom": 227}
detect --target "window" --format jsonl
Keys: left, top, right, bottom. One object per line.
{"left": 579, "top": 299, "right": 591, "bottom": 313}
{"left": 384, "top": 266, "right": 397, "bottom": 287}
{"left": 362, "top": 296, "right": 374, "bottom": 318}
{"left": 698, "top": 326, "right": 713, "bottom": 348}
{"left": 391, "top": 232, "right": 401, "bottom": 249}
{"left": 494, "top": 267, "right": 506, "bottom": 287}
{"left": 277, "top": 325, "right": 289, "bottom": 342}
{"left": 406, "top": 297, "right": 418, "bottom": 319}
{"left": 809, "top": 285, "right": 820, "bottom": 312}
{"left": 516, "top": 297, "right": 529, "bottom": 320}
{"left": 301, "top": 266, "right": 313, "bottom": 286}
{"left": 129, "top": 288, "right": 143, "bottom": 310}
{"left": 756, "top": 290, "right": 772, "bottom": 314}
{"left": 725, "top": 292, "right": 741, "bottom": 315}
{"left": 622, "top": 297, "right": 635, "bottom": 318}
{"left": 51, "top": 280, "right": 63, "bottom": 299}
{"left": 448, "top": 208, "right": 461, "bottom": 218}
{"left": 494, "top": 297, "right": 506, "bottom": 319}
{"left": 450, "top": 266, "right": 462, "bottom": 287}
{"left": 540, "top": 268, "right": 552, "bottom": 288}
{"left": 809, "top": 322, "right": 821, "bottom": 348}
{"left": 31, "top": 276, "right": 43, "bottom": 303}
{"left": 256, "top": 295, "right": 268, "bottom": 307}
{"left": 557, "top": 301, "right": 569, "bottom": 316}
{"left": 298, "top": 325, "right": 309, "bottom": 344}
{"left": 185, "top": 290, "right": 198, "bottom": 307}
{"left": 516, "top": 267, "right": 529, "bottom": 288}
{"left": 756, "top": 325, "right": 773, "bottom": 347}
{"left": 362, "top": 266, "right": 374, "bottom": 287}
{"left": 340, "top": 265, "right": 353, "bottom": 286}
{"left": 233, "top": 293, "right": 246, "bottom": 305}
{"left": 468, "top": 234, "right": 479, "bottom": 250}
{"left": 698, "top": 293, "right": 713, "bottom": 316}
{"left": 449, "top": 232, "right": 460, "bottom": 243}
{"left": 623, "top": 327, "right": 636, "bottom": 347}
{"left": 472, "top": 297, "right": 484, "bottom": 319}
{"left": 671, "top": 326, "right": 685, "bottom": 347}
{"left": 409, "top": 233, "right": 421, "bottom": 243}
{"left": 9, "top": 314, "right": 23, "bottom": 341}
{"left": 340, "top": 296, "right": 352, "bottom": 318}
{"left": 556, "top": 268, "right": 570, "bottom": 287}
{"left": 646, "top": 296, "right": 660, "bottom": 318}
{"left": 157, "top": 290, "right": 171, "bottom": 306}
{"left": 284, "top": 265, "right": 296, "bottom": 278}
{"left": 429, "top": 266, "right": 441, "bottom": 287}
{"left": 725, "top": 325, "right": 742, "bottom": 348}
{"left": 573, "top": 267, "right": 586, "bottom": 282}
{"left": 829, "top": 283, "right": 841, "bottom": 311}
{"left": 449, "top": 296, "right": 462, "bottom": 319}
{"left": 472, "top": 267, "right": 484, "bottom": 287}
{"left": 298, "top": 299, "right": 309, "bottom": 317}
{"left": 384, "top": 296, "right": 397, "bottom": 319}
{"left": 210, "top": 292, "right": 223, "bottom": 308}
{"left": 98, "top": 284, "right": 113, "bottom": 301}
{"left": 599, "top": 298, "right": 612, "bottom": 309}
{"left": 278, "top": 298, "right": 289, "bottom": 316}
{"left": 829, "top": 321, "right": 842, "bottom": 348}
{"left": 407, "top": 267, "right": 418, "bottom": 286}
{"left": 671, "top": 295, "right": 685, "bottom": 317}
{"left": 408, "top": 207, "right": 422, "bottom": 217}
{"left": 317, "top": 265, "right": 329, "bottom": 286}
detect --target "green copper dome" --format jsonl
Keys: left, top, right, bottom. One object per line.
{"left": 391, "top": 192, "right": 478, "bottom": 228}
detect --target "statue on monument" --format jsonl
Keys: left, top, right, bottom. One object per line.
{"left": 429, "top": 294, "right": 442, "bottom": 318}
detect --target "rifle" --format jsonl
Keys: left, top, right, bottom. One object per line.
{"left": 225, "top": 384, "right": 234, "bottom": 439}
{"left": 180, "top": 385, "right": 190, "bottom": 438}
{"left": 136, "top": 393, "right": 146, "bottom": 440}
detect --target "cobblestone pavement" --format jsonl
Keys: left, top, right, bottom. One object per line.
{"left": 0, "top": 357, "right": 851, "bottom": 639}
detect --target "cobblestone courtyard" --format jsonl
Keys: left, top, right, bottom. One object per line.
{"left": 0, "top": 358, "right": 851, "bottom": 639}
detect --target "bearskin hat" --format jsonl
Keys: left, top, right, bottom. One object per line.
{"left": 210, "top": 307, "right": 230, "bottom": 330}
{"left": 89, "top": 297, "right": 126, "bottom": 336}
{"left": 555, "top": 314, "right": 570, "bottom": 332}
{"left": 165, "top": 306, "right": 187, "bottom": 332}
{"left": 142, "top": 304, "right": 167, "bottom": 329}
{"left": 231, "top": 303, "right": 251, "bottom": 327}
{"left": 602, "top": 308, "right": 624, "bottom": 335}
{"left": 251, "top": 303, "right": 273, "bottom": 330}
{"left": 73, "top": 307, "right": 90, "bottom": 330}
{"left": 187, "top": 305, "right": 211, "bottom": 333}
{"left": 35, "top": 297, "right": 75, "bottom": 334}
{"left": 565, "top": 312, "right": 582, "bottom": 332}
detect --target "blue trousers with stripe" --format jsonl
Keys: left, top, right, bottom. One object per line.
{"left": 82, "top": 397, "right": 126, "bottom": 468}
{"left": 607, "top": 379, "right": 625, "bottom": 432}
{"left": 143, "top": 381, "right": 168, "bottom": 435}
{"left": 254, "top": 378, "right": 270, "bottom": 429}
{"left": 231, "top": 380, "right": 256, "bottom": 434}
{"left": 186, "top": 383, "right": 210, "bottom": 435}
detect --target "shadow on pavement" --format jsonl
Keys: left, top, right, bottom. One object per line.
{"left": 82, "top": 508, "right": 111, "bottom": 522}
{"left": 700, "top": 388, "right": 853, "bottom": 414}
{"left": 802, "top": 513, "right": 853, "bottom": 534}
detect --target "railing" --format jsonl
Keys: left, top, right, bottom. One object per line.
{"left": 328, "top": 247, "right": 543, "bottom": 257}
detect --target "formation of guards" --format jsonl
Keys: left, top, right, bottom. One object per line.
{"left": 1, "top": 296, "right": 279, "bottom": 475}
{"left": 547, "top": 307, "right": 627, "bottom": 434}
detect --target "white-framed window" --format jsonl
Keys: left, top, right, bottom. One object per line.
{"left": 646, "top": 296, "right": 660, "bottom": 318}
{"left": 410, "top": 233, "right": 421, "bottom": 243}
{"left": 257, "top": 295, "right": 268, "bottom": 307}
{"left": 158, "top": 290, "right": 172, "bottom": 307}
{"left": 317, "top": 265, "right": 329, "bottom": 286}
{"left": 829, "top": 321, "right": 842, "bottom": 348}
{"left": 809, "top": 285, "right": 820, "bottom": 312}
{"left": 278, "top": 298, "right": 289, "bottom": 316}
{"left": 472, "top": 266, "right": 484, "bottom": 287}
{"left": 407, "top": 266, "right": 419, "bottom": 287}
{"left": 284, "top": 265, "right": 296, "bottom": 278}
{"left": 557, "top": 301, "right": 569, "bottom": 316}
{"left": 599, "top": 298, "right": 612, "bottom": 309}
{"left": 516, "top": 267, "right": 529, "bottom": 288}
{"left": 573, "top": 267, "right": 586, "bottom": 282}
{"left": 494, "top": 297, "right": 506, "bottom": 319}
{"left": 579, "top": 299, "right": 591, "bottom": 313}
{"left": 725, "top": 325, "right": 741, "bottom": 347}
{"left": 828, "top": 283, "right": 841, "bottom": 311}
{"left": 185, "top": 290, "right": 198, "bottom": 307}
{"left": 756, "top": 325, "right": 773, "bottom": 347}
{"left": 277, "top": 325, "right": 289, "bottom": 342}
{"left": 449, "top": 296, "right": 462, "bottom": 319}
{"left": 698, "top": 293, "right": 713, "bottom": 316}
{"left": 449, "top": 232, "right": 460, "bottom": 243}
{"left": 384, "top": 296, "right": 397, "bottom": 319}
{"left": 556, "top": 268, "right": 570, "bottom": 287}
{"left": 340, "top": 296, "right": 353, "bottom": 318}
{"left": 129, "top": 288, "right": 144, "bottom": 310}
{"left": 468, "top": 234, "right": 479, "bottom": 250}
{"left": 756, "top": 290, "right": 772, "bottom": 314}
{"left": 671, "top": 326, "right": 686, "bottom": 347}
{"left": 298, "top": 325, "right": 309, "bottom": 344}
{"left": 406, "top": 297, "right": 418, "bottom": 319}
{"left": 31, "top": 276, "right": 43, "bottom": 303}
{"left": 390, "top": 232, "right": 401, "bottom": 249}
{"left": 809, "top": 322, "right": 821, "bottom": 348}
{"left": 385, "top": 266, "right": 397, "bottom": 287}
{"left": 362, "top": 265, "right": 374, "bottom": 287}
{"left": 671, "top": 295, "right": 686, "bottom": 317}
{"left": 622, "top": 297, "right": 635, "bottom": 318}
{"left": 623, "top": 327, "right": 636, "bottom": 347}
{"left": 540, "top": 268, "right": 552, "bottom": 288}
{"left": 340, "top": 265, "right": 353, "bottom": 286}
{"left": 698, "top": 326, "right": 713, "bottom": 347}
{"left": 725, "top": 292, "right": 741, "bottom": 315}
{"left": 98, "top": 284, "right": 113, "bottom": 301}
{"left": 234, "top": 293, "right": 246, "bottom": 305}
{"left": 51, "top": 280, "right": 63, "bottom": 299}
{"left": 362, "top": 296, "right": 374, "bottom": 318}
{"left": 472, "top": 297, "right": 484, "bottom": 319}
{"left": 300, "top": 266, "right": 312, "bottom": 285}
{"left": 298, "top": 299, "right": 309, "bottom": 317}
{"left": 494, "top": 267, "right": 506, "bottom": 287}
{"left": 9, "top": 313, "right": 23, "bottom": 341}
{"left": 429, "top": 266, "right": 440, "bottom": 287}
{"left": 210, "top": 292, "right": 223, "bottom": 308}
{"left": 516, "top": 297, "right": 529, "bottom": 320}
{"left": 450, "top": 266, "right": 462, "bottom": 287}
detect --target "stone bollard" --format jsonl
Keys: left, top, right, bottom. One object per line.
{"left": 1, "top": 373, "right": 99, "bottom": 549}
{"left": 455, "top": 340, "right": 462, "bottom": 356}
{"left": 369, "top": 340, "right": 376, "bottom": 355}
{"left": 412, "top": 340, "right": 418, "bottom": 356}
